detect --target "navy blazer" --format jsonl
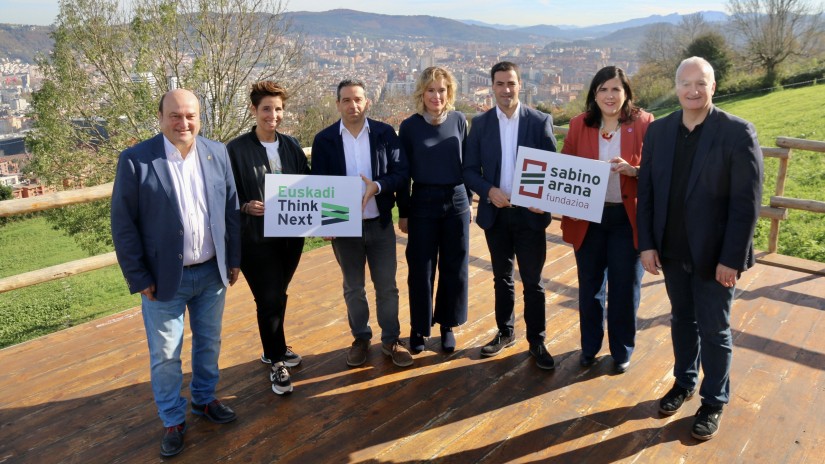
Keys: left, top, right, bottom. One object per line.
{"left": 637, "top": 106, "right": 763, "bottom": 276}
{"left": 111, "top": 134, "right": 241, "bottom": 301}
{"left": 463, "top": 105, "right": 557, "bottom": 231}
{"left": 310, "top": 118, "right": 409, "bottom": 227}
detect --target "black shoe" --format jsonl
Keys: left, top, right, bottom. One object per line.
{"left": 692, "top": 404, "right": 724, "bottom": 440}
{"left": 658, "top": 384, "right": 696, "bottom": 416}
{"left": 579, "top": 353, "right": 596, "bottom": 367}
{"left": 191, "top": 399, "right": 237, "bottom": 424}
{"left": 160, "top": 422, "right": 186, "bottom": 457}
{"left": 614, "top": 360, "right": 630, "bottom": 374}
{"left": 440, "top": 326, "right": 456, "bottom": 353}
{"left": 529, "top": 343, "right": 556, "bottom": 370}
{"left": 409, "top": 331, "right": 425, "bottom": 354}
{"left": 480, "top": 332, "right": 516, "bottom": 357}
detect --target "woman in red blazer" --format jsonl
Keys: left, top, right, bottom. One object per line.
{"left": 560, "top": 66, "right": 653, "bottom": 373}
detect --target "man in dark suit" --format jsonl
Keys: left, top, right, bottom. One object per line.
{"left": 111, "top": 89, "right": 241, "bottom": 457}
{"left": 637, "top": 57, "right": 763, "bottom": 441}
{"left": 463, "top": 61, "right": 558, "bottom": 370}
{"left": 311, "top": 79, "right": 412, "bottom": 368}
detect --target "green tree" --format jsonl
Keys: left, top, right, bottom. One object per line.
{"left": 727, "top": 0, "right": 825, "bottom": 86}
{"left": 28, "top": 0, "right": 303, "bottom": 253}
{"left": 0, "top": 184, "right": 12, "bottom": 201}
{"left": 684, "top": 32, "right": 733, "bottom": 86}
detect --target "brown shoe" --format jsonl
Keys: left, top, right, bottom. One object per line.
{"left": 347, "top": 338, "right": 370, "bottom": 367}
{"left": 382, "top": 340, "right": 413, "bottom": 367}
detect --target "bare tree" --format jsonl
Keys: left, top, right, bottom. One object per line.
{"left": 28, "top": 0, "right": 304, "bottom": 253}
{"left": 727, "top": 0, "right": 825, "bottom": 84}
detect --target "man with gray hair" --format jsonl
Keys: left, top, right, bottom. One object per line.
{"left": 637, "top": 56, "right": 763, "bottom": 440}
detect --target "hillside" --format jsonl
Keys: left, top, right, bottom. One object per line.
{"left": 715, "top": 85, "right": 825, "bottom": 261}
{"left": 0, "top": 24, "right": 53, "bottom": 63}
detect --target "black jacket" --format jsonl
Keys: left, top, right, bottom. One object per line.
{"left": 310, "top": 118, "right": 408, "bottom": 227}
{"left": 227, "top": 127, "right": 310, "bottom": 243}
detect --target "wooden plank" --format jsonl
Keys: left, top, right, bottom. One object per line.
{"left": 1, "top": 222, "right": 824, "bottom": 463}
{"left": 0, "top": 252, "right": 119, "bottom": 294}
{"left": 770, "top": 195, "right": 825, "bottom": 214}
{"left": 755, "top": 251, "right": 825, "bottom": 276}
{"left": 0, "top": 182, "right": 113, "bottom": 218}
{"left": 776, "top": 137, "right": 825, "bottom": 153}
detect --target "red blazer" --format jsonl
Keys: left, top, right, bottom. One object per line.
{"left": 560, "top": 110, "right": 653, "bottom": 250}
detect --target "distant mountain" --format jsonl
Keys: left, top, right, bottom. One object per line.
{"left": 471, "top": 11, "right": 729, "bottom": 41}
{"left": 0, "top": 10, "right": 732, "bottom": 62}
{"left": 0, "top": 24, "right": 53, "bottom": 63}
{"left": 284, "top": 9, "right": 539, "bottom": 44}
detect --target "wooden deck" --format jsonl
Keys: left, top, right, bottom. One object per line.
{"left": 1, "top": 220, "right": 824, "bottom": 463}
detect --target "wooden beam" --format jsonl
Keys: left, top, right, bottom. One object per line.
{"left": 761, "top": 147, "right": 790, "bottom": 159}
{"left": 759, "top": 205, "right": 789, "bottom": 220}
{"left": 0, "top": 182, "right": 114, "bottom": 218}
{"left": 770, "top": 196, "right": 825, "bottom": 214}
{"left": 776, "top": 137, "right": 825, "bottom": 153}
{"left": 0, "top": 252, "right": 119, "bottom": 294}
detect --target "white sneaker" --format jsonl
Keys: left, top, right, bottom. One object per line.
{"left": 270, "top": 361, "right": 293, "bottom": 395}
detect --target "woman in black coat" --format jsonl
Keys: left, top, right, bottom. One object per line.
{"left": 227, "top": 81, "right": 309, "bottom": 395}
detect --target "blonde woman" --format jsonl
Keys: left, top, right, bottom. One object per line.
{"left": 398, "top": 67, "right": 470, "bottom": 353}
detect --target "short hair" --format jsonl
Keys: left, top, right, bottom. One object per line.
{"left": 490, "top": 61, "right": 520, "bottom": 82}
{"left": 336, "top": 79, "right": 366, "bottom": 101}
{"left": 675, "top": 56, "right": 716, "bottom": 85}
{"left": 583, "top": 66, "right": 640, "bottom": 128}
{"left": 250, "top": 81, "right": 289, "bottom": 108}
{"left": 413, "top": 66, "right": 457, "bottom": 114}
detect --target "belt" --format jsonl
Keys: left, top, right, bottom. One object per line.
{"left": 604, "top": 202, "right": 624, "bottom": 207}
{"left": 363, "top": 217, "right": 380, "bottom": 223}
{"left": 183, "top": 257, "right": 215, "bottom": 269}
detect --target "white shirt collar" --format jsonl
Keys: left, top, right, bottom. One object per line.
{"left": 339, "top": 119, "right": 370, "bottom": 137}
{"left": 162, "top": 135, "right": 197, "bottom": 161}
{"left": 495, "top": 102, "right": 521, "bottom": 121}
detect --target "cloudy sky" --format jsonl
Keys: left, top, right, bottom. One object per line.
{"left": 0, "top": 0, "right": 730, "bottom": 27}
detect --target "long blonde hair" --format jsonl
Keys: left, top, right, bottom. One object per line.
{"left": 413, "top": 66, "right": 457, "bottom": 115}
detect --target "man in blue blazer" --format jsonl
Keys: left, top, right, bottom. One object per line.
{"left": 463, "top": 62, "right": 558, "bottom": 370}
{"left": 637, "top": 57, "right": 763, "bottom": 441}
{"left": 111, "top": 89, "right": 241, "bottom": 457}
{"left": 311, "top": 79, "right": 412, "bottom": 368}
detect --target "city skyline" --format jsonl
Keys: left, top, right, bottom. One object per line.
{"left": 1, "top": 0, "right": 730, "bottom": 27}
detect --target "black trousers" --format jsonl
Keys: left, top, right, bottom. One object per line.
{"left": 406, "top": 184, "right": 470, "bottom": 336}
{"left": 240, "top": 237, "right": 304, "bottom": 361}
{"left": 484, "top": 207, "right": 547, "bottom": 345}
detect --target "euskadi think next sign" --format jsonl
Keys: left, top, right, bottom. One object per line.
{"left": 263, "top": 174, "right": 363, "bottom": 237}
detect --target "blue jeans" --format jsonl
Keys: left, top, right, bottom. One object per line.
{"left": 573, "top": 205, "right": 643, "bottom": 363}
{"left": 332, "top": 219, "right": 400, "bottom": 344}
{"left": 661, "top": 258, "right": 735, "bottom": 406}
{"left": 141, "top": 259, "right": 227, "bottom": 427}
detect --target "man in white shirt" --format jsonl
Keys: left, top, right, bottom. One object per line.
{"left": 310, "top": 79, "right": 412, "bottom": 368}
{"left": 463, "top": 62, "right": 558, "bottom": 370}
{"left": 111, "top": 89, "right": 241, "bottom": 457}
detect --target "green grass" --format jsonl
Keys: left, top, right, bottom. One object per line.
{"left": 0, "top": 217, "right": 141, "bottom": 348}
{"left": 712, "top": 85, "right": 824, "bottom": 261}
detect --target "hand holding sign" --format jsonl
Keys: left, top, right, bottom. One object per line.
{"left": 510, "top": 147, "right": 611, "bottom": 223}
{"left": 360, "top": 174, "right": 379, "bottom": 211}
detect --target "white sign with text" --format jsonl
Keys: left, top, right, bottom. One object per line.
{"left": 263, "top": 174, "right": 363, "bottom": 237}
{"left": 510, "top": 146, "right": 611, "bottom": 223}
